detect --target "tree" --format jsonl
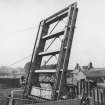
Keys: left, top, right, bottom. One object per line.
{"left": 24, "top": 62, "right": 31, "bottom": 75}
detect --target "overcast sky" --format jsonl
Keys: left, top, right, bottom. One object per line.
{"left": 0, "top": 0, "right": 105, "bottom": 68}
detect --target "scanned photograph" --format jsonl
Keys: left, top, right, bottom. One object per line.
{"left": 0, "top": 0, "right": 104, "bottom": 105}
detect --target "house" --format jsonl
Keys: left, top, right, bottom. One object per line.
{"left": 86, "top": 68, "right": 105, "bottom": 83}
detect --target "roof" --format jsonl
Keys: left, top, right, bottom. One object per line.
{"left": 86, "top": 68, "right": 105, "bottom": 78}
{"left": 71, "top": 70, "right": 79, "bottom": 74}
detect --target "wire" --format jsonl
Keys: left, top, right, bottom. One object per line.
{"left": 8, "top": 54, "right": 32, "bottom": 66}
{"left": 7, "top": 26, "right": 37, "bottom": 66}
{"left": 7, "top": 22, "right": 41, "bottom": 66}
{"left": 15, "top": 22, "right": 40, "bottom": 32}
{"left": 16, "top": 26, "right": 37, "bottom": 32}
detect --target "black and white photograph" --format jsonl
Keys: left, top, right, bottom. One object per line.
{"left": 0, "top": 0, "right": 104, "bottom": 105}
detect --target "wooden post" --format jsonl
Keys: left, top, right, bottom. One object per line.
{"left": 103, "top": 89, "right": 105, "bottom": 104}
{"left": 97, "top": 88, "right": 99, "bottom": 105}
{"left": 93, "top": 88, "right": 95, "bottom": 105}
{"left": 100, "top": 92, "right": 103, "bottom": 105}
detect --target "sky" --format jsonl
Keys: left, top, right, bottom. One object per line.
{"left": 0, "top": 0, "right": 105, "bottom": 68}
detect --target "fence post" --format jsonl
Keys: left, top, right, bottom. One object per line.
{"left": 97, "top": 88, "right": 99, "bottom": 105}
{"left": 103, "top": 89, "right": 105, "bottom": 104}
{"left": 86, "top": 81, "right": 89, "bottom": 96}
{"left": 77, "top": 82, "right": 79, "bottom": 95}
{"left": 93, "top": 88, "right": 95, "bottom": 105}
{"left": 100, "top": 92, "right": 103, "bottom": 105}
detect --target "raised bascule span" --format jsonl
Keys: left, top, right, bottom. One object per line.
{"left": 24, "top": 2, "right": 78, "bottom": 101}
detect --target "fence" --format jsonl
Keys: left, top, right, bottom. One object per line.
{"left": 0, "top": 79, "right": 105, "bottom": 105}
{"left": 76, "top": 79, "right": 105, "bottom": 105}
